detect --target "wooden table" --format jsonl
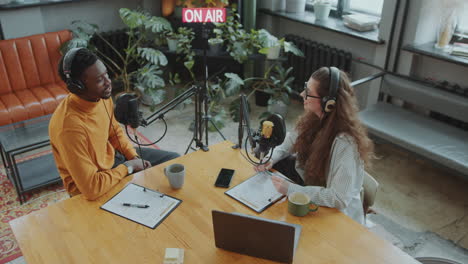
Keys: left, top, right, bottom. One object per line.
{"left": 10, "top": 141, "right": 419, "bottom": 264}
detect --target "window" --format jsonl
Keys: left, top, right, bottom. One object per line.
{"left": 348, "top": 0, "right": 384, "bottom": 16}
{"left": 306, "top": 0, "right": 384, "bottom": 17}
{"left": 458, "top": 4, "right": 468, "bottom": 33}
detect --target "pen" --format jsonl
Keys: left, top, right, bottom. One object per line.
{"left": 122, "top": 203, "right": 150, "bottom": 208}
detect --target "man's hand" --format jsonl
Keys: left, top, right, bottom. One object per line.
{"left": 271, "top": 175, "right": 289, "bottom": 195}
{"left": 124, "top": 158, "right": 150, "bottom": 172}
{"left": 254, "top": 162, "right": 272, "bottom": 173}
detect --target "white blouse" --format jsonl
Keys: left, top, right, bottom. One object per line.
{"left": 270, "top": 131, "right": 365, "bottom": 225}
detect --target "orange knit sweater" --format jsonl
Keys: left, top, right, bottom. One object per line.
{"left": 49, "top": 94, "right": 137, "bottom": 200}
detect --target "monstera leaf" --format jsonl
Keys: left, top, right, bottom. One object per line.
{"left": 138, "top": 48, "right": 168, "bottom": 66}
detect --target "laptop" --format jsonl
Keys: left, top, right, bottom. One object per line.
{"left": 211, "top": 210, "right": 301, "bottom": 263}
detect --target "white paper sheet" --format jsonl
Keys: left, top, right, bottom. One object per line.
{"left": 101, "top": 183, "right": 181, "bottom": 229}
{"left": 225, "top": 171, "right": 288, "bottom": 213}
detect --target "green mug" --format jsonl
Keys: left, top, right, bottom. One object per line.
{"left": 288, "top": 192, "right": 319, "bottom": 217}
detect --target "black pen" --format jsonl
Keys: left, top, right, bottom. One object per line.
{"left": 122, "top": 203, "right": 150, "bottom": 208}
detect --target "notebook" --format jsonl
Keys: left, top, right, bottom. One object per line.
{"left": 212, "top": 210, "right": 301, "bottom": 263}
{"left": 101, "top": 183, "right": 181, "bottom": 229}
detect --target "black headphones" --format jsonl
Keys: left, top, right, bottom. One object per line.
{"left": 321, "top": 66, "right": 340, "bottom": 113}
{"left": 63, "top": 48, "right": 86, "bottom": 94}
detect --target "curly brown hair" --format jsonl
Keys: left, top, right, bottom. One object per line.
{"left": 293, "top": 67, "right": 374, "bottom": 186}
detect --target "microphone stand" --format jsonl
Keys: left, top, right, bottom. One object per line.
{"left": 184, "top": 23, "right": 226, "bottom": 154}
{"left": 232, "top": 93, "right": 256, "bottom": 150}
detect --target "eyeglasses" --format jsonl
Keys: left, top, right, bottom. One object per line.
{"left": 304, "top": 82, "right": 320, "bottom": 99}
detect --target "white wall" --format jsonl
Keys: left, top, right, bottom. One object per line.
{"left": 399, "top": 0, "right": 468, "bottom": 84}
{"left": 258, "top": 0, "right": 468, "bottom": 108}
{"left": 0, "top": 0, "right": 162, "bottom": 39}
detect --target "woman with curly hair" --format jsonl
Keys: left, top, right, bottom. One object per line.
{"left": 255, "top": 67, "right": 374, "bottom": 224}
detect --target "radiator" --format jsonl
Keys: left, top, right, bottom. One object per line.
{"left": 90, "top": 30, "right": 129, "bottom": 77}
{"left": 284, "top": 34, "right": 352, "bottom": 92}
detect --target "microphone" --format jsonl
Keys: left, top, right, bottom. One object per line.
{"left": 114, "top": 93, "right": 147, "bottom": 128}
{"left": 254, "top": 113, "right": 286, "bottom": 161}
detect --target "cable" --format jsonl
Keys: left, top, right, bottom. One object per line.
{"left": 103, "top": 100, "right": 125, "bottom": 154}
{"left": 124, "top": 117, "right": 168, "bottom": 146}
{"left": 132, "top": 132, "right": 146, "bottom": 170}
{"left": 239, "top": 125, "right": 274, "bottom": 166}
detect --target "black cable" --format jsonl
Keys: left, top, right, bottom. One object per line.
{"left": 132, "top": 133, "right": 146, "bottom": 170}
{"left": 124, "top": 118, "right": 168, "bottom": 146}
{"left": 242, "top": 128, "right": 274, "bottom": 166}
{"left": 103, "top": 100, "right": 125, "bottom": 155}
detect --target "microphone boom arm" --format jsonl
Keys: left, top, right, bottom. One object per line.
{"left": 143, "top": 85, "right": 199, "bottom": 126}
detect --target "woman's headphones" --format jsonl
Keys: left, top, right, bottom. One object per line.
{"left": 62, "top": 48, "right": 86, "bottom": 94}
{"left": 321, "top": 66, "right": 340, "bottom": 113}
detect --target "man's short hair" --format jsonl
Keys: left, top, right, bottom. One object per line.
{"left": 58, "top": 48, "right": 98, "bottom": 83}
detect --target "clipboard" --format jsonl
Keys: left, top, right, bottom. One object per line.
{"left": 225, "top": 171, "right": 289, "bottom": 213}
{"left": 100, "top": 183, "right": 182, "bottom": 229}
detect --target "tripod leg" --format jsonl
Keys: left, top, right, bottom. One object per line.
{"left": 209, "top": 119, "right": 226, "bottom": 141}
{"left": 185, "top": 137, "right": 195, "bottom": 155}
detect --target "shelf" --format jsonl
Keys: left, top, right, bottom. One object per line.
{"left": 403, "top": 42, "right": 468, "bottom": 67}
{"left": 258, "top": 9, "right": 384, "bottom": 45}
{"left": 15, "top": 153, "right": 61, "bottom": 192}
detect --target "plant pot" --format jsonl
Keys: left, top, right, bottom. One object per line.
{"left": 167, "top": 38, "right": 178, "bottom": 52}
{"left": 208, "top": 43, "right": 223, "bottom": 55}
{"left": 255, "top": 90, "right": 270, "bottom": 107}
{"left": 266, "top": 45, "right": 281, "bottom": 60}
{"left": 286, "top": 0, "right": 306, "bottom": 13}
{"left": 314, "top": 3, "right": 331, "bottom": 21}
{"left": 268, "top": 100, "right": 288, "bottom": 117}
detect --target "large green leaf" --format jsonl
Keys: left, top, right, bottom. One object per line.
{"left": 146, "top": 88, "right": 166, "bottom": 105}
{"left": 145, "top": 16, "right": 172, "bottom": 33}
{"left": 284, "top": 41, "right": 304, "bottom": 57}
{"left": 137, "top": 48, "right": 168, "bottom": 66}
{"left": 119, "top": 8, "right": 147, "bottom": 29}
{"left": 184, "top": 60, "right": 194, "bottom": 70}
{"left": 224, "top": 73, "right": 244, "bottom": 96}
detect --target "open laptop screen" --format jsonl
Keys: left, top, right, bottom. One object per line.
{"left": 212, "top": 210, "right": 301, "bottom": 263}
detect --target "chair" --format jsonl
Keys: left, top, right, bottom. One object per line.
{"left": 361, "top": 171, "right": 379, "bottom": 223}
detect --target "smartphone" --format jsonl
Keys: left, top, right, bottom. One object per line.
{"left": 215, "top": 168, "right": 235, "bottom": 188}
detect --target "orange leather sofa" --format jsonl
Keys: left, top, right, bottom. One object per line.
{"left": 0, "top": 30, "right": 72, "bottom": 126}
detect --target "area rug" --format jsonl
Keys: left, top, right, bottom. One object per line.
{"left": 0, "top": 130, "right": 156, "bottom": 264}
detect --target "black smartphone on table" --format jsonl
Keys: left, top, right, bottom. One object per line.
{"left": 215, "top": 168, "right": 235, "bottom": 188}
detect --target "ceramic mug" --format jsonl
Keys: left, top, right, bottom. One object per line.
{"left": 288, "top": 192, "right": 319, "bottom": 216}
{"left": 164, "top": 163, "right": 185, "bottom": 189}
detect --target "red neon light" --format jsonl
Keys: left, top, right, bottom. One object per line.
{"left": 182, "top": 8, "right": 226, "bottom": 23}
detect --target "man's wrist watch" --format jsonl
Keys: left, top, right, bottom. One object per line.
{"left": 124, "top": 162, "right": 134, "bottom": 174}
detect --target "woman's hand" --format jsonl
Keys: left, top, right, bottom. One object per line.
{"left": 271, "top": 175, "right": 289, "bottom": 195}
{"left": 254, "top": 162, "right": 272, "bottom": 172}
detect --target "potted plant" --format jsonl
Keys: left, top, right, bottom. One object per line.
{"left": 221, "top": 63, "right": 295, "bottom": 120}
{"left": 208, "top": 38, "right": 224, "bottom": 55}
{"left": 166, "top": 32, "right": 178, "bottom": 51}
{"left": 213, "top": 9, "right": 261, "bottom": 63}
{"left": 286, "top": 0, "right": 307, "bottom": 13}
{"left": 61, "top": 8, "right": 172, "bottom": 106}
{"left": 257, "top": 29, "right": 304, "bottom": 59}
{"left": 313, "top": 0, "right": 332, "bottom": 21}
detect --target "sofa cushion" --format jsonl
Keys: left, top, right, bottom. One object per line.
{"left": 0, "top": 83, "right": 68, "bottom": 126}
{"left": 0, "top": 30, "right": 71, "bottom": 126}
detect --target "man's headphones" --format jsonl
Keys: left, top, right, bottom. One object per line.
{"left": 321, "top": 66, "right": 340, "bottom": 113}
{"left": 63, "top": 48, "right": 86, "bottom": 94}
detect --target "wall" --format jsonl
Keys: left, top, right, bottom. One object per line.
{"left": 257, "top": 0, "right": 399, "bottom": 108}
{"left": 0, "top": 0, "right": 162, "bottom": 39}
{"left": 398, "top": 0, "right": 468, "bottom": 84}
{"left": 258, "top": 0, "right": 468, "bottom": 109}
